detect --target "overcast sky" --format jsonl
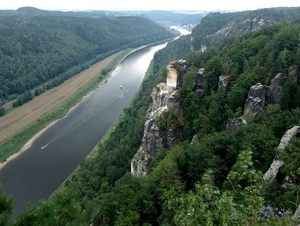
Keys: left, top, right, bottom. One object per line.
{"left": 1, "top": 0, "right": 299, "bottom": 12}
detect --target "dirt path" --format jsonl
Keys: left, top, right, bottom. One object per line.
{"left": 0, "top": 53, "right": 120, "bottom": 144}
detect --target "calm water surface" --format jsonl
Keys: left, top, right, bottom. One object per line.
{"left": 0, "top": 43, "right": 167, "bottom": 218}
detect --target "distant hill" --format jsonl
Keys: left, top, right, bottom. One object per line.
{"left": 0, "top": 14, "right": 174, "bottom": 105}
{"left": 191, "top": 7, "right": 300, "bottom": 50}
{"left": 0, "top": 7, "right": 207, "bottom": 26}
{"left": 0, "top": 7, "right": 114, "bottom": 18}
{"left": 122, "top": 10, "right": 207, "bottom": 26}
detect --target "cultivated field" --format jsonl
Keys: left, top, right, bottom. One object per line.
{"left": 0, "top": 53, "right": 120, "bottom": 144}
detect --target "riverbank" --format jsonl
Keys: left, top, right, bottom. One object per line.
{"left": 0, "top": 39, "right": 168, "bottom": 172}
{"left": 0, "top": 48, "right": 134, "bottom": 167}
{"left": 51, "top": 53, "right": 157, "bottom": 197}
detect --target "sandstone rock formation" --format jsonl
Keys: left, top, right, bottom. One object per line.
{"left": 243, "top": 83, "right": 266, "bottom": 120}
{"left": 262, "top": 126, "right": 300, "bottom": 183}
{"left": 218, "top": 75, "right": 230, "bottom": 90}
{"left": 131, "top": 61, "right": 184, "bottom": 176}
{"left": 266, "top": 73, "right": 287, "bottom": 105}
{"left": 226, "top": 68, "right": 299, "bottom": 132}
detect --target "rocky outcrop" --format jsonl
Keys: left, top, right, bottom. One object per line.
{"left": 196, "top": 68, "right": 205, "bottom": 92}
{"left": 131, "top": 61, "right": 184, "bottom": 176}
{"left": 263, "top": 125, "right": 300, "bottom": 219}
{"left": 174, "top": 60, "right": 189, "bottom": 88}
{"left": 218, "top": 75, "right": 230, "bottom": 90}
{"left": 212, "top": 17, "right": 276, "bottom": 38}
{"left": 226, "top": 68, "right": 299, "bottom": 132}
{"left": 262, "top": 126, "right": 300, "bottom": 183}
{"left": 243, "top": 17, "right": 275, "bottom": 32}
{"left": 266, "top": 73, "right": 287, "bottom": 105}
{"left": 226, "top": 83, "right": 266, "bottom": 131}
{"left": 226, "top": 118, "right": 243, "bottom": 132}
{"left": 243, "top": 83, "right": 266, "bottom": 120}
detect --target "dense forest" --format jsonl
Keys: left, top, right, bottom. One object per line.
{"left": 1, "top": 6, "right": 300, "bottom": 226}
{"left": 0, "top": 12, "right": 174, "bottom": 108}
{"left": 191, "top": 7, "right": 300, "bottom": 50}
{"left": 0, "top": 7, "right": 110, "bottom": 18}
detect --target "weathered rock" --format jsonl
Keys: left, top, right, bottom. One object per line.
{"left": 218, "top": 75, "right": 230, "bottom": 90}
{"left": 267, "top": 73, "right": 287, "bottom": 105}
{"left": 131, "top": 147, "right": 151, "bottom": 177}
{"left": 195, "top": 68, "right": 206, "bottom": 98}
{"left": 226, "top": 118, "right": 243, "bottom": 132}
{"left": 243, "top": 17, "right": 275, "bottom": 31}
{"left": 174, "top": 60, "right": 189, "bottom": 88}
{"left": 151, "top": 83, "right": 179, "bottom": 111}
{"left": 262, "top": 126, "right": 300, "bottom": 183}
{"left": 243, "top": 83, "right": 266, "bottom": 120}
{"left": 191, "top": 134, "right": 198, "bottom": 144}
{"left": 206, "top": 17, "right": 276, "bottom": 40}
{"left": 131, "top": 62, "right": 183, "bottom": 176}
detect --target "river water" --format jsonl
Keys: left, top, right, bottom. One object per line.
{"left": 0, "top": 42, "right": 167, "bottom": 218}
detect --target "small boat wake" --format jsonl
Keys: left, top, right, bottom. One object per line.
{"left": 41, "top": 142, "right": 51, "bottom": 150}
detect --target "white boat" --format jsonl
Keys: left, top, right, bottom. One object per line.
{"left": 120, "top": 85, "right": 123, "bottom": 89}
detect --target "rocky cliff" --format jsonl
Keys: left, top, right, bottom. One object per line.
{"left": 226, "top": 67, "right": 299, "bottom": 131}
{"left": 212, "top": 17, "right": 275, "bottom": 38}
{"left": 263, "top": 126, "right": 300, "bottom": 183}
{"left": 131, "top": 61, "right": 186, "bottom": 176}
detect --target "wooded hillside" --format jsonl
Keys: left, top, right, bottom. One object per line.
{"left": 0, "top": 14, "right": 173, "bottom": 107}
{"left": 1, "top": 7, "right": 300, "bottom": 226}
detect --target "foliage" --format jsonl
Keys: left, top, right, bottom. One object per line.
{"left": 0, "top": 187, "right": 13, "bottom": 226}
{"left": 14, "top": 191, "right": 79, "bottom": 226}
{"left": 166, "top": 150, "right": 264, "bottom": 225}
{"left": 0, "top": 15, "right": 173, "bottom": 104}
{"left": 2, "top": 6, "right": 300, "bottom": 226}
{"left": 0, "top": 106, "right": 5, "bottom": 117}
{"left": 191, "top": 7, "right": 300, "bottom": 50}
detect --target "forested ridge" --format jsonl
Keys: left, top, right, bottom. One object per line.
{"left": 1, "top": 7, "right": 300, "bottom": 226}
{"left": 0, "top": 14, "right": 174, "bottom": 109}
{"left": 191, "top": 7, "right": 300, "bottom": 50}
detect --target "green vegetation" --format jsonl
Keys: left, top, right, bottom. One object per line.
{"left": 1, "top": 6, "right": 300, "bottom": 226}
{"left": 0, "top": 72, "right": 100, "bottom": 163}
{"left": 191, "top": 7, "right": 300, "bottom": 50}
{"left": 0, "top": 48, "right": 136, "bottom": 164}
{"left": 0, "top": 14, "right": 174, "bottom": 106}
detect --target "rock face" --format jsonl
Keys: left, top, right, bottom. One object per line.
{"left": 194, "top": 68, "right": 206, "bottom": 98}
{"left": 226, "top": 68, "right": 299, "bottom": 132}
{"left": 131, "top": 62, "right": 184, "bottom": 176}
{"left": 174, "top": 59, "right": 188, "bottom": 88}
{"left": 266, "top": 73, "right": 287, "bottom": 105}
{"left": 243, "top": 17, "right": 275, "bottom": 32}
{"left": 212, "top": 17, "right": 276, "bottom": 38}
{"left": 226, "top": 118, "right": 243, "bottom": 132}
{"left": 218, "top": 75, "right": 230, "bottom": 90}
{"left": 243, "top": 83, "right": 266, "bottom": 119}
{"left": 262, "top": 126, "right": 300, "bottom": 183}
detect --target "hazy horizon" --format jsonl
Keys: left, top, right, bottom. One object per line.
{"left": 1, "top": 0, "right": 299, "bottom": 12}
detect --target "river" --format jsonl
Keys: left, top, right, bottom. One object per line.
{"left": 0, "top": 42, "right": 167, "bottom": 218}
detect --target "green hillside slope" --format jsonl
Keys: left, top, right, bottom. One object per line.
{"left": 1, "top": 7, "right": 300, "bottom": 226}
{"left": 0, "top": 15, "right": 173, "bottom": 106}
